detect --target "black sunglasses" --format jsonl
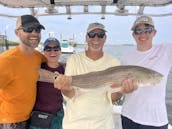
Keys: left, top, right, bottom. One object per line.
{"left": 87, "top": 32, "right": 105, "bottom": 38}
{"left": 134, "top": 27, "right": 154, "bottom": 35}
{"left": 19, "top": 26, "right": 42, "bottom": 33}
{"left": 44, "top": 46, "right": 61, "bottom": 52}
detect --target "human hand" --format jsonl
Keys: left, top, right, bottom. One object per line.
{"left": 120, "top": 79, "right": 138, "bottom": 94}
{"left": 111, "top": 79, "right": 138, "bottom": 94}
{"left": 54, "top": 74, "right": 73, "bottom": 91}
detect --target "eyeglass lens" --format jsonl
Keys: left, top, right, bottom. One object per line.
{"left": 22, "top": 27, "right": 42, "bottom": 33}
{"left": 44, "top": 46, "right": 61, "bottom": 52}
{"left": 134, "top": 27, "right": 154, "bottom": 35}
{"left": 87, "top": 32, "right": 105, "bottom": 38}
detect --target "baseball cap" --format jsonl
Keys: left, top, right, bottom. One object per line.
{"left": 44, "top": 37, "right": 61, "bottom": 48}
{"left": 87, "top": 22, "right": 106, "bottom": 33}
{"left": 16, "top": 15, "right": 45, "bottom": 29}
{"left": 131, "top": 15, "right": 154, "bottom": 30}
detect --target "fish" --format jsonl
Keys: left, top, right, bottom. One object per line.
{"left": 38, "top": 65, "right": 163, "bottom": 92}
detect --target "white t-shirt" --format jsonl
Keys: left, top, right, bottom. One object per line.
{"left": 63, "top": 51, "right": 120, "bottom": 129}
{"left": 121, "top": 43, "right": 172, "bottom": 126}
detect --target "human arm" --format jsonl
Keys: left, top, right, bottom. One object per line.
{"left": 111, "top": 79, "right": 138, "bottom": 104}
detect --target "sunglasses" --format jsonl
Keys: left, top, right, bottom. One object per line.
{"left": 134, "top": 27, "right": 154, "bottom": 35}
{"left": 44, "top": 46, "right": 61, "bottom": 52}
{"left": 87, "top": 32, "right": 105, "bottom": 38}
{"left": 19, "top": 26, "right": 42, "bottom": 33}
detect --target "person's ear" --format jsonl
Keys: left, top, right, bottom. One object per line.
{"left": 153, "top": 29, "right": 157, "bottom": 36}
{"left": 132, "top": 32, "right": 135, "bottom": 38}
{"left": 14, "top": 29, "right": 19, "bottom": 36}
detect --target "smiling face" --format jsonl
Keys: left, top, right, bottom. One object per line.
{"left": 86, "top": 28, "right": 106, "bottom": 52}
{"left": 132, "top": 24, "right": 157, "bottom": 51}
{"left": 43, "top": 42, "right": 61, "bottom": 65}
{"left": 15, "top": 26, "right": 42, "bottom": 50}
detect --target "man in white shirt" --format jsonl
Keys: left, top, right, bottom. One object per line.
{"left": 121, "top": 15, "right": 172, "bottom": 129}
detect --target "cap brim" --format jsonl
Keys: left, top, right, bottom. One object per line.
{"left": 39, "top": 25, "right": 45, "bottom": 30}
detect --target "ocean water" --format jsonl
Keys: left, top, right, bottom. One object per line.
{"left": 62, "top": 44, "right": 172, "bottom": 125}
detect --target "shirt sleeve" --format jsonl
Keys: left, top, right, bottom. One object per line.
{"left": 65, "top": 55, "right": 76, "bottom": 76}
{"left": 62, "top": 55, "right": 77, "bottom": 100}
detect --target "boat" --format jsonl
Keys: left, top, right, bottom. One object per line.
{"left": 0, "top": 0, "right": 172, "bottom": 17}
{"left": 60, "top": 40, "right": 75, "bottom": 54}
{"left": 0, "top": 0, "right": 172, "bottom": 128}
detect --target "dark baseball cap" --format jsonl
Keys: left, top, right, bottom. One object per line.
{"left": 16, "top": 15, "right": 45, "bottom": 29}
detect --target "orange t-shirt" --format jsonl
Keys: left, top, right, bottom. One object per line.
{"left": 0, "top": 47, "right": 45, "bottom": 123}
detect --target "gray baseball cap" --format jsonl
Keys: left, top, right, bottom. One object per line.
{"left": 131, "top": 15, "right": 154, "bottom": 30}
{"left": 87, "top": 22, "right": 107, "bottom": 33}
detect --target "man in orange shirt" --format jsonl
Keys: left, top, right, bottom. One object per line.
{"left": 0, "top": 15, "right": 45, "bottom": 129}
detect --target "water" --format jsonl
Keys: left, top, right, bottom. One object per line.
{"left": 62, "top": 44, "right": 172, "bottom": 125}
{"left": 103, "top": 44, "right": 135, "bottom": 59}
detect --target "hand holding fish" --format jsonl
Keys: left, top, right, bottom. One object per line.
{"left": 54, "top": 74, "right": 75, "bottom": 98}
{"left": 111, "top": 79, "right": 138, "bottom": 94}
{"left": 121, "top": 79, "right": 138, "bottom": 93}
{"left": 54, "top": 74, "right": 72, "bottom": 90}
{"left": 111, "top": 79, "right": 138, "bottom": 104}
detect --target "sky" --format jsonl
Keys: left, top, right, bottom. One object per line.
{"left": 0, "top": 4, "right": 172, "bottom": 45}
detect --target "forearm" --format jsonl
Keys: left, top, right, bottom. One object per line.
{"left": 62, "top": 89, "right": 75, "bottom": 98}
{"left": 111, "top": 92, "right": 123, "bottom": 104}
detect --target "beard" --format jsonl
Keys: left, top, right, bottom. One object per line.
{"left": 20, "top": 36, "right": 41, "bottom": 49}
{"left": 88, "top": 41, "right": 104, "bottom": 52}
